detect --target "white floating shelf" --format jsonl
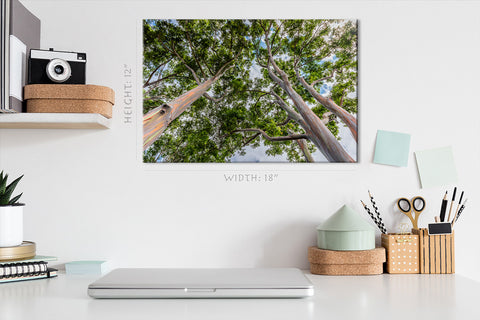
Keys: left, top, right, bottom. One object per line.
{"left": 0, "top": 113, "right": 111, "bottom": 129}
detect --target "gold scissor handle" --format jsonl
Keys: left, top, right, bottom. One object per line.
{"left": 411, "top": 196, "right": 426, "bottom": 229}
{"left": 397, "top": 197, "right": 417, "bottom": 229}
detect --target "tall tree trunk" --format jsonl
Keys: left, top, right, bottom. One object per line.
{"left": 297, "top": 139, "right": 315, "bottom": 162}
{"left": 268, "top": 68, "right": 353, "bottom": 162}
{"left": 296, "top": 73, "right": 357, "bottom": 142}
{"left": 143, "top": 77, "right": 215, "bottom": 151}
{"left": 262, "top": 27, "right": 353, "bottom": 162}
{"left": 288, "top": 128, "right": 314, "bottom": 162}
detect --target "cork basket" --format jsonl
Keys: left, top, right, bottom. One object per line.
{"left": 308, "top": 247, "right": 385, "bottom": 275}
{"left": 24, "top": 84, "right": 115, "bottom": 118}
{"left": 412, "top": 228, "right": 455, "bottom": 274}
{"left": 381, "top": 233, "right": 420, "bottom": 274}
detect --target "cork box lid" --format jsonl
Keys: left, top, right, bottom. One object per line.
{"left": 24, "top": 84, "right": 115, "bottom": 105}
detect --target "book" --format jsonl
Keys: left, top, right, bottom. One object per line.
{"left": 0, "top": 255, "right": 57, "bottom": 263}
{"left": 1, "top": 0, "right": 40, "bottom": 112}
{"left": 0, "top": 255, "right": 57, "bottom": 283}
{"left": 0, "top": 267, "right": 57, "bottom": 283}
{"left": 1, "top": 0, "right": 9, "bottom": 110}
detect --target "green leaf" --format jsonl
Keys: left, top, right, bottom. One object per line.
{"left": 8, "top": 193, "right": 23, "bottom": 205}
{"left": 1, "top": 174, "right": 23, "bottom": 205}
{"left": 0, "top": 171, "right": 6, "bottom": 194}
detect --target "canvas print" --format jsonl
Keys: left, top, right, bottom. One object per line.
{"left": 143, "top": 19, "right": 357, "bottom": 163}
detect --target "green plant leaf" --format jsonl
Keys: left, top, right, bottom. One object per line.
{"left": 8, "top": 193, "right": 22, "bottom": 205}
{"left": 0, "top": 171, "right": 7, "bottom": 194}
{"left": 1, "top": 174, "right": 23, "bottom": 206}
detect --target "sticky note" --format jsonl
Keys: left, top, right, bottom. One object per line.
{"left": 415, "top": 146, "right": 458, "bottom": 189}
{"left": 373, "top": 130, "right": 411, "bottom": 167}
{"left": 65, "top": 261, "right": 108, "bottom": 275}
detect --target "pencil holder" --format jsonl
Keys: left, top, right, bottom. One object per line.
{"left": 381, "top": 233, "right": 420, "bottom": 274}
{"left": 412, "top": 228, "right": 455, "bottom": 274}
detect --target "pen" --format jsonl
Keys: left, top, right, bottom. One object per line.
{"left": 453, "top": 198, "right": 468, "bottom": 226}
{"left": 447, "top": 187, "right": 457, "bottom": 222}
{"left": 453, "top": 191, "right": 464, "bottom": 222}
{"left": 439, "top": 191, "right": 448, "bottom": 222}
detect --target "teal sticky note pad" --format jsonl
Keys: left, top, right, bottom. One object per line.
{"left": 415, "top": 146, "right": 458, "bottom": 189}
{"left": 373, "top": 130, "right": 411, "bottom": 167}
{"left": 65, "top": 260, "right": 107, "bottom": 275}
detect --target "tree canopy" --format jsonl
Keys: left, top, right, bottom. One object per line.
{"left": 143, "top": 19, "right": 357, "bottom": 163}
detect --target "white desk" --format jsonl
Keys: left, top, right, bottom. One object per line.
{"left": 1, "top": 272, "right": 479, "bottom": 320}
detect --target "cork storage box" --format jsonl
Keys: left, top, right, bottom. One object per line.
{"left": 308, "top": 247, "right": 386, "bottom": 275}
{"left": 24, "top": 84, "right": 115, "bottom": 118}
{"left": 381, "top": 233, "right": 419, "bottom": 274}
{"left": 412, "top": 228, "right": 455, "bottom": 274}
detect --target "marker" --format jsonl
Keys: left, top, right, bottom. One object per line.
{"left": 439, "top": 191, "right": 448, "bottom": 222}
{"left": 447, "top": 187, "right": 457, "bottom": 222}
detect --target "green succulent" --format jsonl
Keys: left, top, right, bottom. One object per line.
{"left": 0, "top": 171, "right": 24, "bottom": 206}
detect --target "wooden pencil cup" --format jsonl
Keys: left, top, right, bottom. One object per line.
{"left": 381, "top": 233, "right": 420, "bottom": 274}
{"left": 412, "top": 228, "right": 455, "bottom": 274}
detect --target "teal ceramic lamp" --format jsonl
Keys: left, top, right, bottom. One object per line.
{"left": 317, "top": 205, "right": 375, "bottom": 251}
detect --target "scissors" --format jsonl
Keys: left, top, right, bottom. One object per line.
{"left": 396, "top": 196, "right": 426, "bottom": 230}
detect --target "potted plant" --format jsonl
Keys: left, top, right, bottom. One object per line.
{"left": 0, "top": 171, "right": 24, "bottom": 247}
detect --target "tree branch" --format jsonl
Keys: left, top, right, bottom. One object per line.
{"left": 143, "top": 58, "right": 172, "bottom": 87}
{"left": 143, "top": 72, "right": 179, "bottom": 88}
{"left": 311, "top": 69, "right": 337, "bottom": 86}
{"left": 185, "top": 29, "right": 208, "bottom": 78}
{"left": 242, "top": 132, "right": 261, "bottom": 147}
{"left": 232, "top": 128, "right": 309, "bottom": 142}
{"left": 288, "top": 129, "right": 314, "bottom": 162}
{"left": 294, "top": 66, "right": 357, "bottom": 142}
{"left": 270, "top": 90, "right": 305, "bottom": 126}
{"left": 159, "top": 39, "right": 202, "bottom": 84}
{"left": 263, "top": 25, "right": 286, "bottom": 81}
{"left": 203, "top": 89, "right": 233, "bottom": 103}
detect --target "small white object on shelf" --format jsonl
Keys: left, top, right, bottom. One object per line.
{"left": 0, "top": 113, "right": 111, "bottom": 129}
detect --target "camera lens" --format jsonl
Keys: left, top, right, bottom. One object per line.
{"left": 54, "top": 65, "right": 64, "bottom": 75}
{"left": 46, "top": 59, "right": 72, "bottom": 83}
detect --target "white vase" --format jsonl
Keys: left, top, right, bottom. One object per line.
{"left": 0, "top": 205, "right": 24, "bottom": 247}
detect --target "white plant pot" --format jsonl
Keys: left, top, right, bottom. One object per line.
{"left": 0, "top": 205, "right": 24, "bottom": 247}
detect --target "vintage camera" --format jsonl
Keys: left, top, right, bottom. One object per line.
{"left": 28, "top": 48, "right": 86, "bottom": 84}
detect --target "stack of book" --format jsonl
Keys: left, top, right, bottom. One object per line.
{"left": 0, "top": 255, "right": 57, "bottom": 283}
{"left": 1, "top": 0, "right": 40, "bottom": 112}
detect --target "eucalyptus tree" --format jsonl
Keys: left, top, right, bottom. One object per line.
{"left": 250, "top": 19, "right": 357, "bottom": 162}
{"left": 143, "top": 19, "right": 250, "bottom": 151}
{"left": 143, "top": 19, "right": 357, "bottom": 163}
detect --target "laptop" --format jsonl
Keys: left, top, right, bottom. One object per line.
{"left": 88, "top": 268, "right": 314, "bottom": 298}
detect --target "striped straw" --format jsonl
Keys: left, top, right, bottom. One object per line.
{"left": 361, "top": 200, "right": 386, "bottom": 234}
{"left": 369, "top": 190, "right": 387, "bottom": 234}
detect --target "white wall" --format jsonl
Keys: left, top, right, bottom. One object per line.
{"left": 1, "top": 0, "right": 479, "bottom": 281}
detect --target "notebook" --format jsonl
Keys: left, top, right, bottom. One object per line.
{"left": 88, "top": 268, "right": 314, "bottom": 299}
{"left": 1, "top": 0, "right": 40, "bottom": 112}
